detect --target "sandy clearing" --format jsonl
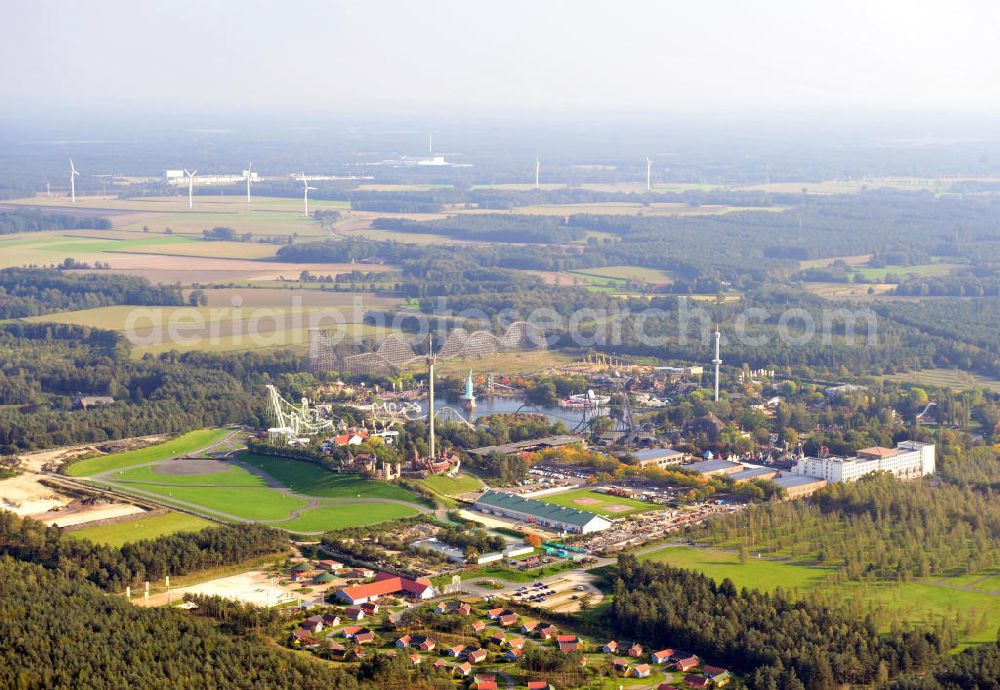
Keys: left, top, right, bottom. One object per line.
{"left": 43, "top": 502, "right": 145, "bottom": 527}
{"left": 571, "top": 497, "right": 601, "bottom": 506}
{"left": 0, "top": 473, "right": 71, "bottom": 516}
{"left": 604, "top": 504, "right": 633, "bottom": 513}
{"left": 135, "top": 569, "right": 328, "bottom": 608}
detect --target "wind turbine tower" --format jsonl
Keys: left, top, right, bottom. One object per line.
{"left": 184, "top": 169, "right": 197, "bottom": 209}
{"left": 428, "top": 134, "right": 433, "bottom": 154}
{"left": 646, "top": 157, "right": 653, "bottom": 191}
{"left": 712, "top": 326, "right": 722, "bottom": 402}
{"left": 302, "top": 175, "right": 316, "bottom": 217}
{"left": 534, "top": 157, "right": 540, "bottom": 189}
{"left": 426, "top": 335, "right": 436, "bottom": 461}
{"left": 69, "top": 160, "right": 79, "bottom": 203}
{"left": 244, "top": 162, "right": 253, "bottom": 204}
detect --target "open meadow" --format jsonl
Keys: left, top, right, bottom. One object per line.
{"left": 66, "top": 511, "right": 215, "bottom": 547}
{"left": 879, "top": 368, "right": 1000, "bottom": 394}
{"left": 641, "top": 545, "right": 1000, "bottom": 648}
{"left": 236, "top": 452, "right": 419, "bottom": 502}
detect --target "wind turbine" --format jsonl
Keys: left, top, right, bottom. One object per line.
{"left": 302, "top": 175, "right": 316, "bottom": 217}
{"left": 646, "top": 157, "right": 653, "bottom": 191}
{"left": 184, "top": 169, "right": 197, "bottom": 209}
{"left": 244, "top": 162, "right": 253, "bottom": 204}
{"left": 69, "top": 160, "right": 79, "bottom": 203}
{"left": 534, "top": 157, "right": 540, "bottom": 189}
{"left": 428, "top": 134, "right": 433, "bottom": 154}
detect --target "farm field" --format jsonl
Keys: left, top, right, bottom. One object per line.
{"left": 537, "top": 488, "right": 658, "bottom": 517}
{"left": 879, "top": 368, "right": 1000, "bottom": 394}
{"left": 280, "top": 503, "right": 418, "bottom": 533}
{"left": 641, "top": 546, "right": 1000, "bottom": 648}
{"left": 805, "top": 282, "right": 898, "bottom": 299}
{"left": 236, "top": 452, "right": 420, "bottom": 502}
{"left": 65, "top": 428, "right": 233, "bottom": 477}
{"left": 570, "top": 265, "right": 678, "bottom": 283}
{"left": 25, "top": 303, "right": 395, "bottom": 356}
{"left": 66, "top": 511, "right": 214, "bottom": 547}
{"left": 851, "top": 262, "right": 966, "bottom": 281}
{"left": 5, "top": 195, "right": 348, "bottom": 237}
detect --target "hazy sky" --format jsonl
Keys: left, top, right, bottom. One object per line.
{"left": 3, "top": 0, "right": 999, "bottom": 117}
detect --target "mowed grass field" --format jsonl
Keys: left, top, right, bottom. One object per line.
{"left": 417, "top": 472, "right": 483, "bottom": 496}
{"left": 642, "top": 546, "right": 1000, "bottom": 648}
{"left": 879, "top": 368, "right": 1000, "bottom": 394}
{"left": 114, "top": 484, "right": 308, "bottom": 521}
{"left": 116, "top": 461, "right": 263, "bottom": 486}
{"left": 570, "top": 265, "right": 678, "bottom": 284}
{"left": 66, "top": 429, "right": 232, "bottom": 477}
{"left": 281, "top": 503, "right": 418, "bottom": 533}
{"left": 537, "top": 488, "right": 658, "bottom": 517}
{"left": 237, "top": 452, "right": 419, "bottom": 502}
{"left": 66, "top": 511, "right": 214, "bottom": 547}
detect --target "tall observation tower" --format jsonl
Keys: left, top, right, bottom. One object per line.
{"left": 426, "top": 335, "right": 436, "bottom": 460}
{"left": 712, "top": 326, "right": 722, "bottom": 402}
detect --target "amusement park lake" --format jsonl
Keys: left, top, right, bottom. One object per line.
{"left": 417, "top": 396, "right": 607, "bottom": 428}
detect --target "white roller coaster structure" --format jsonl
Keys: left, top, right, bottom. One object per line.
{"left": 265, "top": 384, "right": 337, "bottom": 445}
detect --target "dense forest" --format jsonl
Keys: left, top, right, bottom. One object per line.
{"left": 698, "top": 473, "right": 1000, "bottom": 580}
{"left": 0, "top": 558, "right": 375, "bottom": 690}
{"left": 889, "top": 641, "right": 1000, "bottom": 690}
{"left": 372, "top": 214, "right": 588, "bottom": 243}
{"left": 0, "top": 268, "right": 183, "bottom": 318}
{"left": 0, "top": 511, "right": 288, "bottom": 591}
{"left": 609, "top": 554, "right": 951, "bottom": 689}
{"left": 0, "top": 323, "right": 302, "bottom": 452}
{"left": 0, "top": 207, "right": 112, "bottom": 234}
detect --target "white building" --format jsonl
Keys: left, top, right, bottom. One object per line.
{"left": 793, "top": 441, "right": 934, "bottom": 483}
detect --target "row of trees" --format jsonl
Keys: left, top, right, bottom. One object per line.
{"left": 0, "top": 511, "right": 289, "bottom": 591}
{"left": 0, "top": 208, "right": 112, "bottom": 234}
{"left": 0, "top": 267, "right": 183, "bottom": 318}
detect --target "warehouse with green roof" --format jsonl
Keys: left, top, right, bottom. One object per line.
{"left": 473, "top": 490, "right": 612, "bottom": 534}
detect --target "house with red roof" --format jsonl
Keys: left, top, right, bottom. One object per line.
{"left": 527, "top": 683, "right": 554, "bottom": 690}
{"left": 395, "top": 634, "right": 412, "bottom": 648}
{"left": 407, "top": 652, "right": 421, "bottom": 666}
{"left": 334, "top": 571, "right": 435, "bottom": 605}
{"left": 603, "top": 640, "right": 618, "bottom": 654}
{"left": 344, "top": 606, "right": 365, "bottom": 620}
{"left": 432, "top": 658, "right": 450, "bottom": 671}
{"left": 521, "top": 620, "right": 539, "bottom": 634}
{"left": 486, "top": 607, "right": 506, "bottom": 619}
{"left": 536, "top": 624, "right": 558, "bottom": 640}
{"left": 558, "top": 640, "right": 579, "bottom": 653}
{"left": 467, "top": 648, "right": 488, "bottom": 663}
{"left": 498, "top": 613, "right": 518, "bottom": 627}
{"left": 652, "top": 649, "right": 674, "bottom": 664}
{"left": 675, "top": 656, "right": 699, "bottom": 672}
{"left": 627, "top": 643, "right": 644, "bottom": 658}
{"left": 685, "top": 675, "right": 709, "bottom": 688}
{"left": 488, "top": 632, "right": 506, "bottom": 646}
{"left": 448, "top": 644, "right": 465, "bottom": 657}
{"left": 322, "top": 613, "right": 341, "bottom": 627}
{"left": 454, "top": 661, "right": 473, "bottom": 677}
{"left": 353, "top": 630, "right": 375, "bottom": 645}
{"left": 506, "top": 637, "right": 526, "bottom": 649}
{"left": 342, "top": 625, "right": 363, "bottom": 638}
{"left": 505, "top": 648, "right": 524, "bottom": 662}
{"left": 415, "top": 635, "right": 436, "bottom": 652}
{"left": 633, "top": 664, "right": 652, "bottom": 678}
{"left": 612, "top": 657, "right": 632, "bottom": 673}
{"left": 360, "top": 602, "right": 380, "bottom": 615}
{"left": 473, "top": 674, "right": 497, "bottom": 690}
{"left": 471, "top": 619, "right": 486, "bottom": 633}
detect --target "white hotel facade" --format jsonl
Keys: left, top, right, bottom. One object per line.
{"left": 793, "top": 440, "right": 935, "bottom": 484}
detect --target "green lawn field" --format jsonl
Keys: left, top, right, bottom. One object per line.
{"left": 417, "top": 472, "right": 482, "bottom": 496}
{"left": 114, "top": 484, "right": 308, "bottom": 521}
{"left": 279, "top": 503, "right": 418, "bottom": 533}
{"left": 66, "top": 429, "right": 232, "bottom": 477}
{"left": 236, "top": 452, "right": 419, "bottom": 502}
{"left": 66, "top": 512, "right": 214, "bottom": 547}
{"left": 852, "top": 262, "right": 965, "bottom": 282}
{"left": 115, "top": 461, "right": 263, "bottom": 486}
{"left": 537, "top": 488, "right": 658, "bottom": 517}
{"left": 641, "top": 546, "right": 1000, "bottom": 648}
